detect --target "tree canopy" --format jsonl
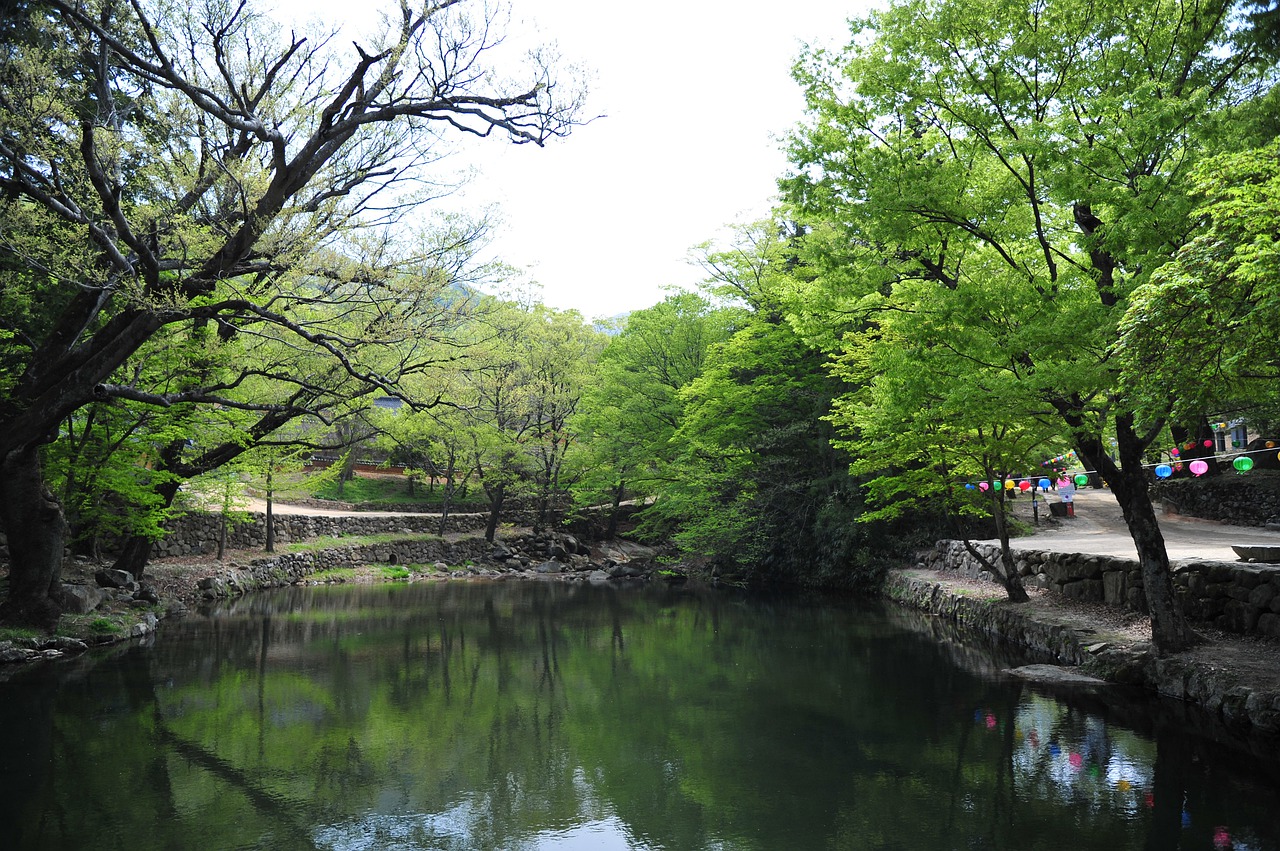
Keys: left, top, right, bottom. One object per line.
{"left": 0, "top": 0, "right": 584, "bottom": 627}
{"left": 779, "top": 0, "right": 1273, "bottom": 649}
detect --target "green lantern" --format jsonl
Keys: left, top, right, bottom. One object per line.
{"left": 1234, "top": 456, "right": 1254, "bottom": 472}
{"left": 1073, "top": 473, "right": 1088, "bottom": 487}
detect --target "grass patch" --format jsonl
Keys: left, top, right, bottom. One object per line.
{"left": 310, "top": 567, "right": 357, "bottom": 582}
{"left": 0, "top": 626, "right": 42, "bottom": 642}
{"left": 89, "top": 617, "right": 121, "bottom": 634}
{"left": 283, "top": 532, "right": 433, "bottom": 553}
{"left": 377, "top": 564, "right": 412, "bottom": 580}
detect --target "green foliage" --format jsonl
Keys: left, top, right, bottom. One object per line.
{"left": 307, "top": 472, "right": 452, "bottom": 505}
{"left": 616, "top": 222, "right": 894, "bottom": 589}
{"left": 662, "top": 317, "right": 884, "bottom": 587}
{"left": 1119, "top": 138, "right": 1280, "bottom": 424}
{"left": 781, "top": 0, "right": 1272, "bottom": 532}
{"left": 569, "top": 292, "right": 733, "bottom": 516}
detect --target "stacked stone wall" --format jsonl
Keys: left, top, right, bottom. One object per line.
{"left": 884, "top": 571, "right": 1280, "bottom": 738}
{"left": 153, "top": 510, "right": 488, "bottom": 559}
{"left": 921, "top": 540, "right": 1280, "bottom": 639}
{"left": 1151, "top": 475, "right": 1280, "bottom": 527}
{"left": 193, "top": 536, "right": 497, "bottom": 599}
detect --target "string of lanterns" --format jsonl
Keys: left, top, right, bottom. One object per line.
{"left": 962, "top": 441, "right": 1276, "bottom": 490}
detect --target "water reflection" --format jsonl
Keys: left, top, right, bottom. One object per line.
{"left": 1, "top": 582, "right": 1277, "bottom": 850}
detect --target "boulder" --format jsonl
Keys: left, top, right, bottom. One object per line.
{"left": 535, "top": 561, "right": 562, "bottom": 574}
{"left": 1006, "top": 664, "right": 1111, "bottom": 686}
{"left": 1231, "top": 545, "right": 1280, "bottom": 563}
{"left": 94, "top": 569, "right": 135, "bottom": 590}
{"left": 57, "top": 583, "right": 108, "bottom": 614}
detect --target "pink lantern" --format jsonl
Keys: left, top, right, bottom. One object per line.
{"left": 978, "top": 481, "right": 989, "bottom": 491}
{"left": 1203, "top": 439, "right": 1213, "bottom": 448}
{"left": 1190, "top": 460, "right": 1209, "bottom": 476}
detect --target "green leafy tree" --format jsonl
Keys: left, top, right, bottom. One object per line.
{"left": 569, "top": 292, "right": 730, "bottom": 534}
{"left": 512, "top": 304, "right": 603, "bottom": 530}
{"left": 0, "top": 0, "right": 583, "bottom": 628}
{"left": 1119, "top": 138, "right": 1280, "bottom": 427}
{"left": 782, "top": 0, "right": 1270, "bottom": 650}
{"left": 828, "top": 277, "right": 1069, "bottom": 600}
{"left": 636, "top": 224, "right": 877, "bottom": 587}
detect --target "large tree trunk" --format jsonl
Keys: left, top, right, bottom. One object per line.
{"left": 112, "top": 479, "right": 182, "bottom": 579}
{"left": 990, "top": 493, "right": 1029, "bottom": 602}
{"left": 606, "top": 481, "right": 624, "bottom": 539}
{"left": 484, "top": 482, "right": 505, "bottom": 543}
{"left": 436, "top": 456, "right": 458, "bottom": 537}
{"left": 0, "top": 447, "right": 66, "bottom": 631}
{"left": 962, "top": 489, "right": 1028, "bottom": 602}
{"left": 1076, "top": 416, "right": 1202, "bottom": 654}
{"left": 112, "top": 536, "right": 155, "bottom": 581}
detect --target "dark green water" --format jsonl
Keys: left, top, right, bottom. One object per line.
{"left": 1, "top": 581, "right": 1278, "bottom": 850}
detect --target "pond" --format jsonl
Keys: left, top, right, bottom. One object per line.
{"left": 1, "top": 581, "right": 1277, "bottom": 850}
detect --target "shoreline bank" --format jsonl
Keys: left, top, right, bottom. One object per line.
{"left": 885, "top": 567, "right": 1280, "bottom": 744}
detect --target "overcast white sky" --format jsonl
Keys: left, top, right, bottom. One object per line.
{"left": 275, "top": 0, "right": 869, "bottom": 319}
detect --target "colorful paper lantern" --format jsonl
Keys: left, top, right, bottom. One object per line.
{"left": 1155, "top": 464, "right": 1173, "bottom": 478}
{"left": 1203, "top": 439, "right": 1213, "bottom": 448}
{"left": 1019, "top": 481, "right": 1031, "bottom": 492}
{"left": 1004, "top": 480, "right": 1015, "bottom": 490}
{"left": 1171, "top": 447, "right": 1180, "bottom": 456}
{"left": 978, "top": 481, "right": 989, "bottom": 491}
{"left": 1234, "top": 456, "right": 1254, "bottom": 472}
{"left": 965, "top": 483, "right": 976, "bottom": 490}
{"left": 1190, "top": 459, "right": 1209, "bottom": 476}
{"left": 1038, "top": 478, "right": 1051, "bottom": 489}
{"left": 1074, "top": 473, "right": 1089, "bottom": 486}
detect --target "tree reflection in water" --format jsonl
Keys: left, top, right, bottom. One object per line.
{"left": 1, "top": 582, "right": 1277, "bottom": 850}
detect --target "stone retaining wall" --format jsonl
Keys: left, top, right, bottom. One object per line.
{"left": 194, "top": 537, "right": 497, "bottom": 599}
{"left": 921, "top": 540, "right": 1280, "bottom": 639}
{"left": 883, "top": 572, "right": 1088, "bottom": 663}
{"left": 1151, "top": 475, "right": 1280, "bottom": 527}
{"left": 153, "top": 510, "right": 489, "bottom": 559}
{"left": 884, "top": 571, "right": 1280, "bottom": 739}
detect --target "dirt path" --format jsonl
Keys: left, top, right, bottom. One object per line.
{"left": 242, "top": 498, "right": 488, "bottom": 519}
{"left": 990, "top": 488, "right": 1280, "bottom": 562}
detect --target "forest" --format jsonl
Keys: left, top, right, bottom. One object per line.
{"left": 1, "top": 0, "right": 1279, "bottom": 655}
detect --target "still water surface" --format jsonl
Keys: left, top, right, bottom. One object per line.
{"left": 1, "top": 581, "right": 1278, "bottom": 850}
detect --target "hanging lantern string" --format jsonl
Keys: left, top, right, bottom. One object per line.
{"left": 965, "top": 445, "right": 1273, "bottom": 486}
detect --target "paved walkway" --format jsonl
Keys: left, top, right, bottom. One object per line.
{"left": 999, "top": 489, "right": 1280, "bottom": 562}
